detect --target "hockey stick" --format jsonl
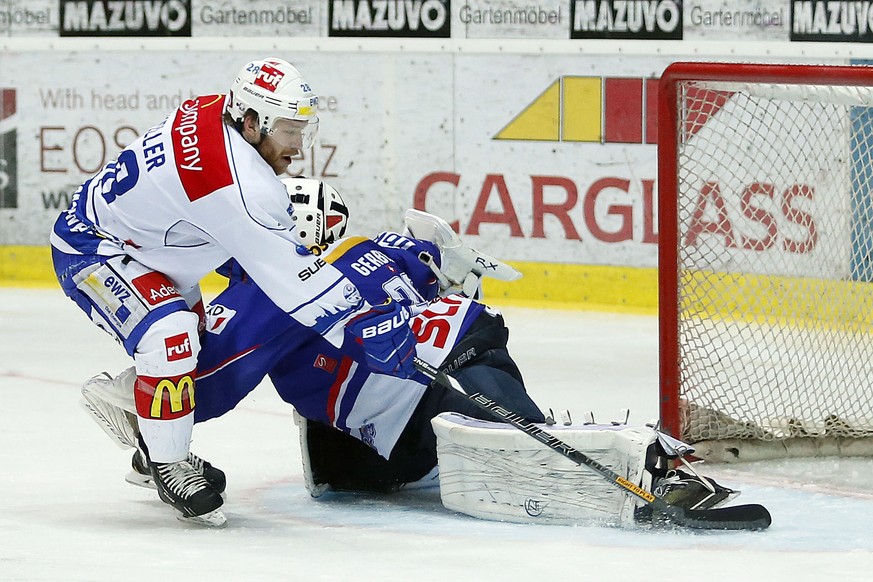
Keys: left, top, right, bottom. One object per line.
{"left": 414, "top": 357, "right": 771, "bottom": 531}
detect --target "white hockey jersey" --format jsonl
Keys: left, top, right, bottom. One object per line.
{"left": 50, "top": 94, "right": 362, "bottom": 345}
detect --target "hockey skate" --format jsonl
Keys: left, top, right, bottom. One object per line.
{"left": 143, "top": 439, "right": 226, "bottom": 528}
{"left": 632, "top": 469, "right": 741, "bottom": 526}
{"left": 652, "top": 469, "right": 740, "bottom": 511}
{"left": 127, "top": 449, "right": 227, "bottom": 497}
{"left": 81, "top": 370, "right": 227, "bottom": 526}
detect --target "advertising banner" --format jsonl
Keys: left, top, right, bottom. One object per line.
{"left": 328, "top": 0, "right": 451, "bottom": 37}
{"left": 684, "top": 0, "right": 789, "bottom": 41}
{"left": 192, "top": 0, "right": 320, "bottom": 37}
{"left": 0, "top": 50, "right": 670, "bottom": 269}
{"left": 570, "top": 0, "right": 683, "bottom": 40}
{"left": 0, "top": 0, "right": 55, "bottom": 36}
{"left": 58, "top": 0, "right": 193, "bottom": 36}
{"left": 0, "top": 0, "right": 809, "bottom": 41}
{"left": 789, "top": 0, "right": 873, "bottom": 42}
{"left": 7, "top": 48, "right": 855, "bottom": 275}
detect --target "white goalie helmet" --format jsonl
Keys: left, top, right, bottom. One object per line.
{"left": 283, "top": 177, "right": 349, "bottom": 247}
{"left": 227, "top": 57, "right": 319, "bottom": 149}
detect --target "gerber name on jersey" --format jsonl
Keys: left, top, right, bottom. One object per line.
{"left": 790, "top": 1, "right": 873, "bottom": 41}
{"left": 328, "top": 0, "right": 451, "bottom": 37}
{"left": 60, "top": 0, "right": 192, "bottom": 37}
{"left": 570, "top": 0, "right": 683, "bottom": 39}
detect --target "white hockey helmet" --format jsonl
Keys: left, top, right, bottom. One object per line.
{"left": 283, "top": 177, "right": 349, "bottom": 247}
{"left": 227, "top": 57, "right": 319, "bottom": 148}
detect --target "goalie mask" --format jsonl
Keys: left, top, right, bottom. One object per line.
{"left": 227, "top": 57, "right": 319, "bottom": 149}
{"left": 283, "top": 178, "right": 349, "bottom": 247}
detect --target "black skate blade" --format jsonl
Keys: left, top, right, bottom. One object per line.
{"left": 654, "top": 502, "right": 772, "bottom": 531}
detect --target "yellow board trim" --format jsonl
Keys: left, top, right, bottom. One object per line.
{"left": 482, "top": 260, "right": 658, "bottom": 313}
{"left": 0, "top": 246, "right": 56, "bottom": 288}
{"left": 1, "top": 246, "right": 230, "bottom": 293}
{"left": 1, "top": 245, "right": 660, "bottom": 311}
{"left": 681, "top": 269, "right": 873, "bottom": 328}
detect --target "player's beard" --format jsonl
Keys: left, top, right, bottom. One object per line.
{"left": 254, "top": 135, "right": 298, "bottom": 176}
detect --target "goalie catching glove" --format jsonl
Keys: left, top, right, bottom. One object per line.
{"left": 402, "top": 209, "right": 521, "bottom": 298}
{"left": 346, "top": 299, "right": 418, "bottom": 378}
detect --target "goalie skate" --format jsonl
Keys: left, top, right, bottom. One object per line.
{"left": 652, "top": 470, "right": 739, "bottom": 511}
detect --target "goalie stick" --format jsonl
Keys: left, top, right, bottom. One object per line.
{"left": 414, "top": 357, "right": 772, "bottom": 531}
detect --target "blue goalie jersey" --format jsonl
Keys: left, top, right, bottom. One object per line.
{"left": 193, "top": 235, "right": 487, "bottom": 458}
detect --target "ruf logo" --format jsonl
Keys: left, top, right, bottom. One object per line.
{"left": 164, "top": 332, "right": 192, "bottom": 361}
{"left": 254, "top": 63, "right": 284, "bottom": 92}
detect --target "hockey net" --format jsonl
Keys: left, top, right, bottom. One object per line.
{"left": 658, "top": 62, "right": 873, "bottom": 461}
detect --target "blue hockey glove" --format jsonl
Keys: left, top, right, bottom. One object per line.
{"left": 346, "top": 300, "right": 418, "bottom": 378}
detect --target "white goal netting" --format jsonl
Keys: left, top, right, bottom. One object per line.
{"left": 662, "top": 65, "right": 873, "bottom": 459}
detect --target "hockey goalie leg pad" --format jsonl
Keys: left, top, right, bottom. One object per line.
{"left": 80, "top": 367, "right": 139, "bottom": 449}
{"left": 431, "top": 413, "right": 657, "bottom": 526}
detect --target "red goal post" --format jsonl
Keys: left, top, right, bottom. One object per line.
{"left": 658, "top": 62, "right": 873, "bottom": 461}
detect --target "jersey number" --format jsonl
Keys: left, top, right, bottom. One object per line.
{"left": 96, "top": 150, "right": 140, "bottom": 204}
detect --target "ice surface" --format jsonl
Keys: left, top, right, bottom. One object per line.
{"left": 1, "top": 289, "right": 871, "bottom": 581}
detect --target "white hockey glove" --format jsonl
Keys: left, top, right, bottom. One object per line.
{"left": 403, "top": 209, "right": 521, "bottom": 298}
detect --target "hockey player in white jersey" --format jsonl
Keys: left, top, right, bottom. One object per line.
{"left": 49, "top": 59, "right": 420, "bottom": 527}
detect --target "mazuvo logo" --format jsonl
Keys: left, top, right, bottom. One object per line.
{"left": 0, "top": 89, "right": 17, "bottom": 209}
{"left": 60, "top": 0, "right": 192, "bottom": 37}
{"left": 790, "top": 1, "right": 873, "bottom": 41}
{"left": 570, "top": 0, "right": 683, "bottom": 39}
{"left": 329, "top": 0, "right": 450, "bottom": 37}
